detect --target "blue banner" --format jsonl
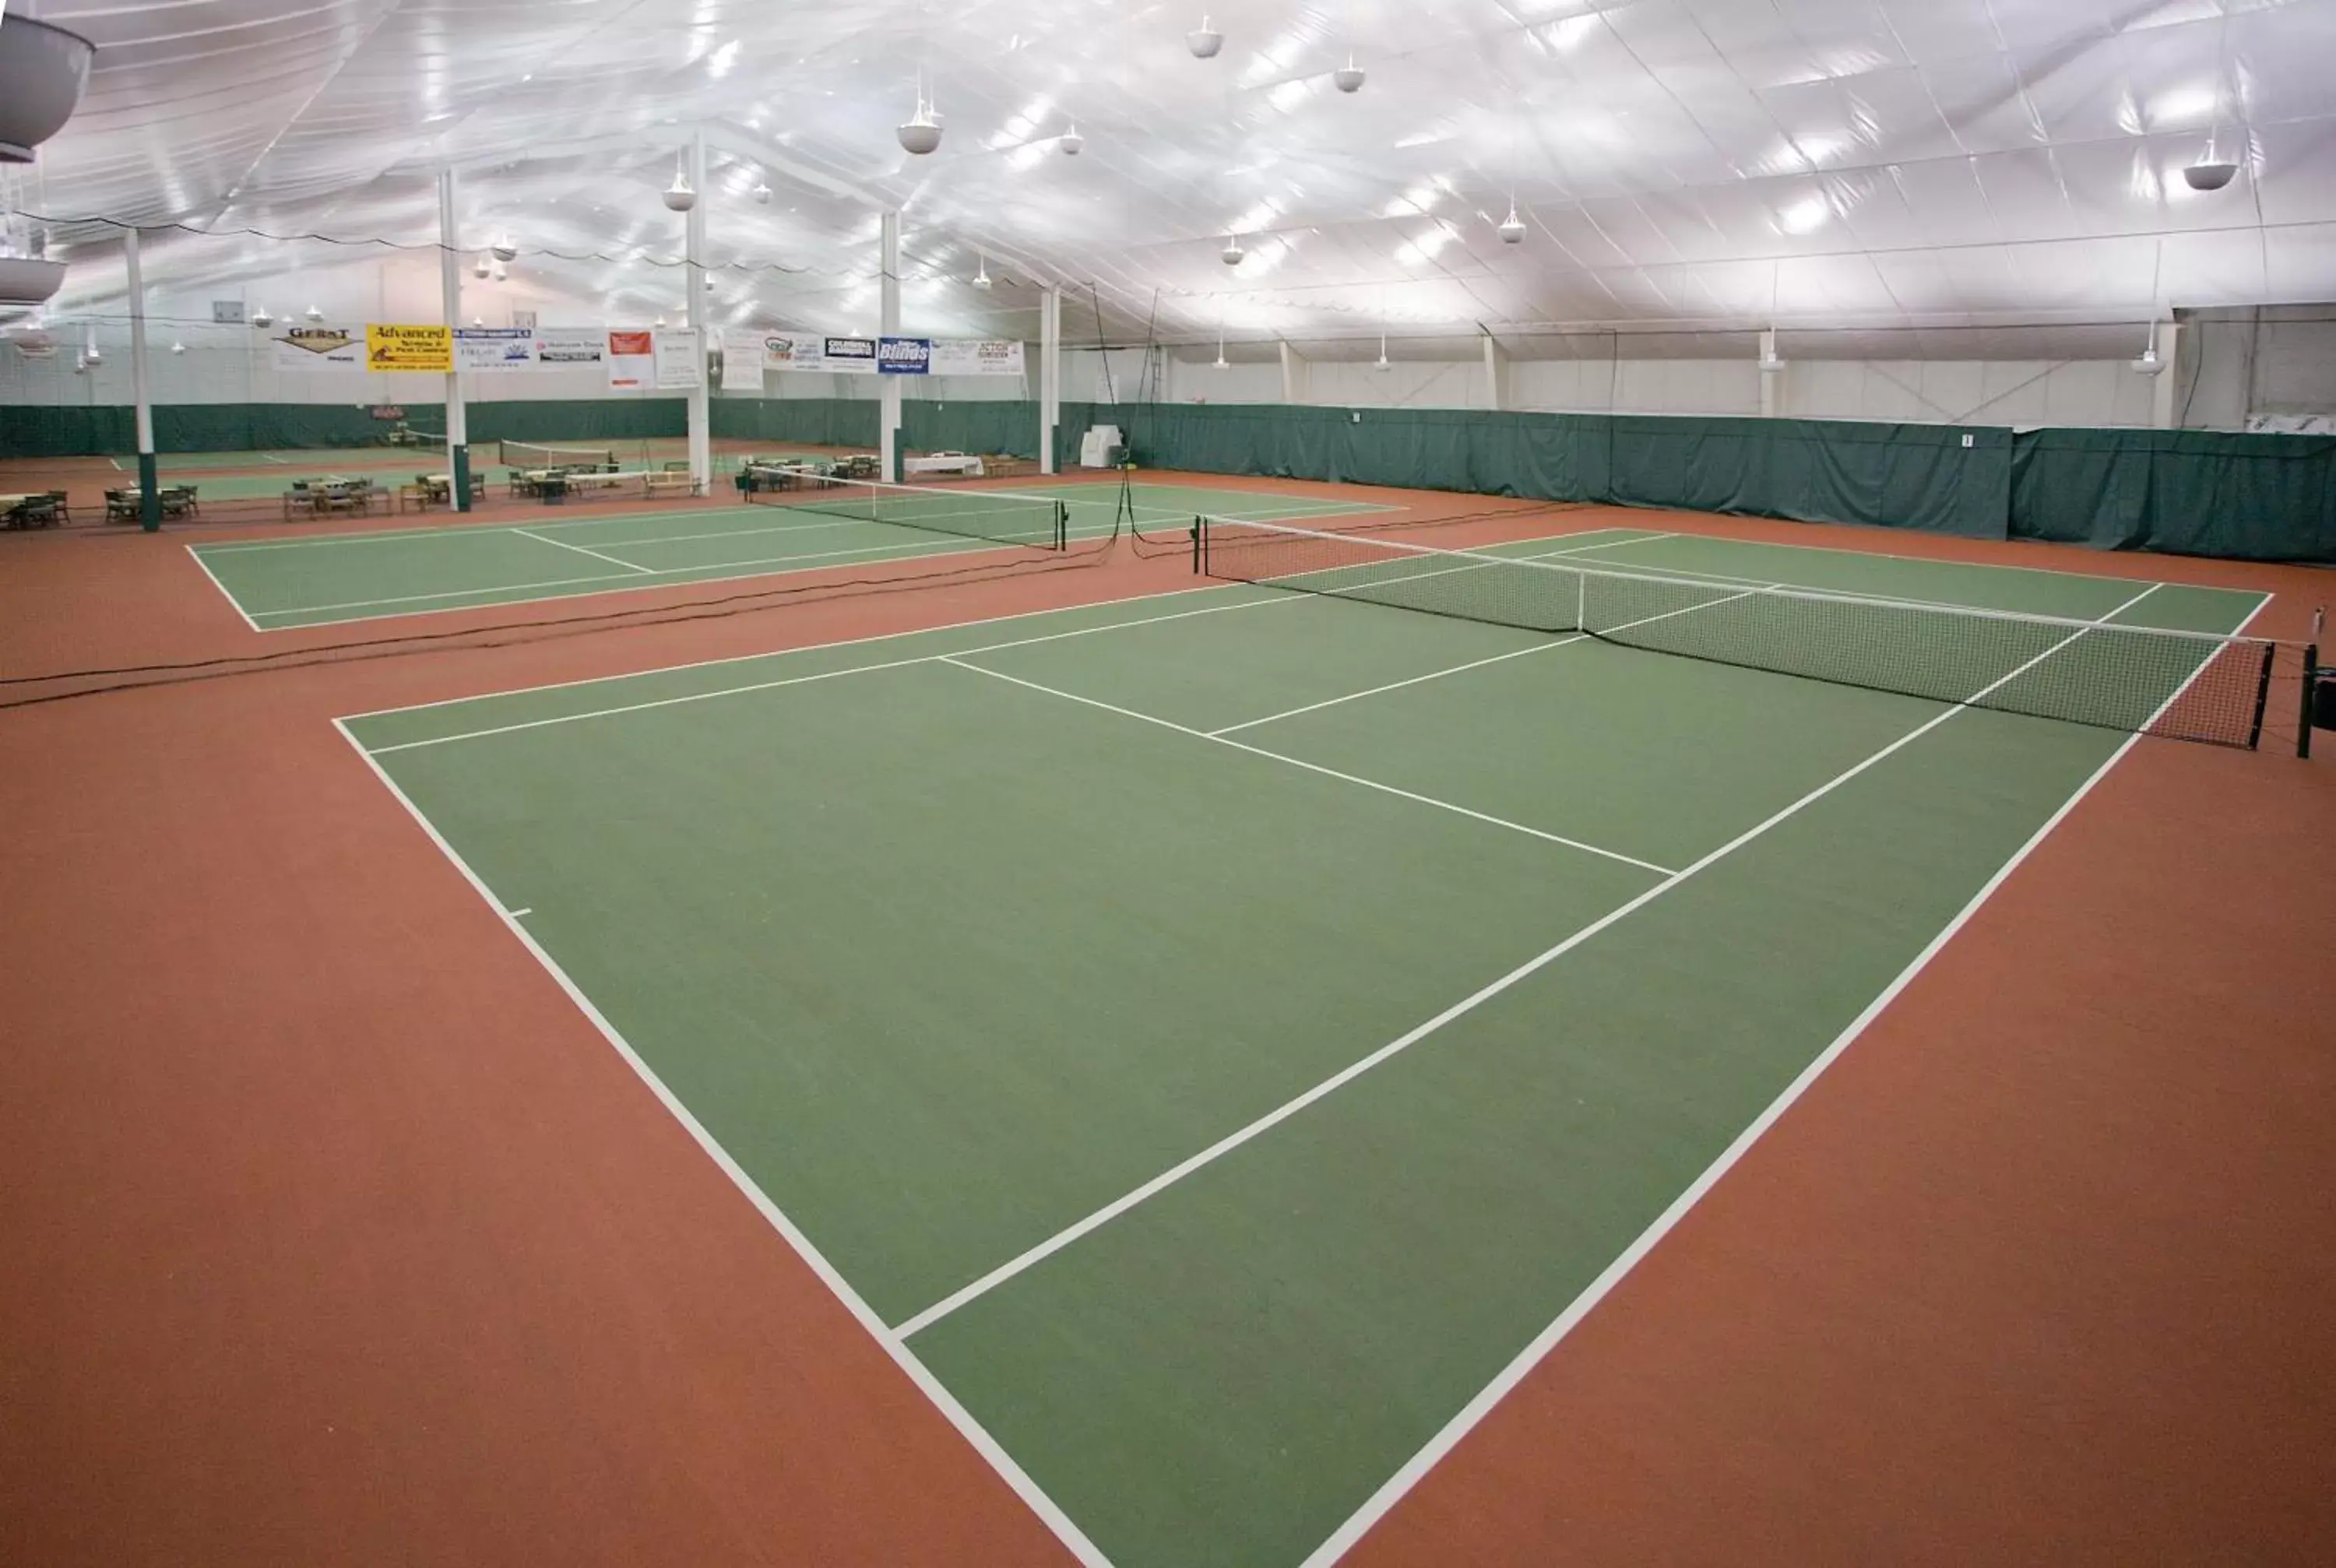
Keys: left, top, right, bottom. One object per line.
{"left": 877, "top": 336, "right": 932, "bottom": 375}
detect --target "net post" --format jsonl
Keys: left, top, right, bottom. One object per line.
{"left": 2247, "top": 641, "right": 2275, "bottom": 750}
{"left": 1057, "top": 500, "right": 1068, "bottom": 551}
{"left": 1197, "top": 515, "right": 1208, "bottom": 576}
{"left": 2301, "top": 644, "right": 2320, "bottom": 761}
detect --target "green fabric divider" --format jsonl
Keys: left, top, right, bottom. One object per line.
{"left": 709, "top": 396, "right": 880, "bottom": 448}
{"left": 2011, "top": 427, "right": 2336, "bottom": 561}
{"left": 1606, "top": 415, "right": 2010, "bottom": 540}
{"left": 0, "top": 404, "right": 136, "bottom": 457}
{"left": 1, "top": 399, "right": 691, "bottom": 457}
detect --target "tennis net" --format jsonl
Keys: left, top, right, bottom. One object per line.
{"left": 1198, "top": 515, "right": 2283, "bottom": 750}
{"left": 498, "top": 439, "right": 617, "bottom": 470}
{"left": 744, "top": 468, "right": 1068, "bottom": 551}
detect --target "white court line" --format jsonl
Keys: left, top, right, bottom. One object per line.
{"left": 506, "top": 906, "right": 533, "bottom": 919}
{"left": 224, "top": 503, "right": 1330, "bottom": 629}
{"left": 1299, "top": 581, "right": 2266, "bottom": 1568}
{"left": 184, "top": 543, "right": 265, "bottom": 634}
{"left": 335, "top": 521, "right": 1655, "bottom": 727}
{"left": 511, "top": 526, "right": 657, "bottom": 575}
{"left": 892, "top": 581, "right": 2166, "bottom": 1340}
{"left": 361, "top": 589, "right": 1316, "bottom": 754}
{"left": 936, "top": 657, "right": 1678, "bottom": 876}
{"left": 1587, "top": 521, "right": 2203, "bottom": 589}
{"left": 248, "top": 533, "right": 1005, "bottom": 622}
{"left": 332, "top": 722, "right": 1113, "bottom": 1568}
{"left": 1206, "top": 543, "right": 1752, "bottom": 737}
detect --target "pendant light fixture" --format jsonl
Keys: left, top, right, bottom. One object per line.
{"left": 2184, "top": 18, "right": 2240, "bottom": 192}
{"left": 753, "top": 178, "right": 772, "bottom": 205}
{"left": 1187, "top": 16, "right": 1224, "bottom": 58}
{"left": 250, "top": 305, "right": 273, "bottom": 329}
{"left": 1333, "top": 57, "right": 1366, "bottom": 93}
{"left": 972, "top": 251, "right": 993, "bottom": 290}
{"left": 1221, "top": 234, "right": 1245, "bottom": 265}
{"left": 1497, "top": 202, "right": 1526, "bottom": 244}
{"left": 491, "top": 235, "right": 517, "bottom": 263}
{"left": 662, "top": 153, "right": 697, "bottom": 212}
{"left": 1061, "top": 122, "right": 1084, "bottom": 156}
{"left": 473, "top": 253, "right": 491, "bottom": 279}
{"left": 303, "top": 304, "right": 323, "bottom": 322}
{"left": 897, "top": 69, "right": 943, "bottom": 156}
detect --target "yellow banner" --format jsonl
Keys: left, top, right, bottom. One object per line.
{"left": 366, "top": 323, "right": 452, "bottom": 373}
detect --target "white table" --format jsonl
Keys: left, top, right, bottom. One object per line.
{"left": 904, "top": 453, "right": 984, "bottom": 477}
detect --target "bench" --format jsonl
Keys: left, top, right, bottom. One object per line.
{"left": 644, "top": 470, "right": 698, "bottom": 498}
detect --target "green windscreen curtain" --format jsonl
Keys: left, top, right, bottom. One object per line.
{"left": 2011, "top": 427, "right": 2336, "bottom": 561}
{"left": 0, "top": 399, "right": 691, "bottom": 456}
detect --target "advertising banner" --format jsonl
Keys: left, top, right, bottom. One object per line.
{"left": 365, "top": 323, "right": 452, "bottom": 373}
{"left": 653, "top": 327, "right": 703, "bottom": 390}
{"left": 535, "top": 326, "right": 604, "bottom": 367}
{"left": 606, "top": 329, "right": 654, "bottom": 390}
{"left": 272, "top": 325, "right": 364, "bottom": 371}
{"left": 877, "top": 335, "right": 932, "bottom": 375}
{"left": 928, "top": 339, "right": 1026, "bottom": 377}
{"left": 719, "top": 328, "right": 765, "bottom": 392}
{"left": 455, "top": 327, "right": 539, "bottom": 371}
{"left": 762, "top": 333, "right": 878, "bottom": 374}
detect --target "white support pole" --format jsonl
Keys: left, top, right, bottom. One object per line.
{"left": 685, "top": 129, "right": 711, "bottom": 492}
{"left": 125, "top": 226, "right": 160, "bottom": 530}
{"left": 2152, "top": 321, "right": 2181, "bottom": 429}
{"left": 438, "top": 167, "right": 471, "bottom": 512}
{"left": 1481, "top": 330, "right": 1506, "bottom": 411}
{"left": 879, "top": 209, "right": 902, "bottom": 483}
{"left": 1040, "top": 285, "right": 1061, "bottom": 474}
{"left": 1280, "top": 339, "right": 1306, "bottom": 404}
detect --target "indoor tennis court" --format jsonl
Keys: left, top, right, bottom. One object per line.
{"left": 189, "top": 480, "right": 1393, "bottom": 628}
{"left": 9, "top": 2, "right": 2336, "bottom": 1564}
{"left": 339, "top": 521, "right": 2271, "bottom": 1565}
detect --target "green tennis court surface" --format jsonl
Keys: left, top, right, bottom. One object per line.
{"left": 189, "top": 483, "right": 1395, "bottom": 630}
{"left": 343, "top": 524, "right": 2264, "bottom": 1566}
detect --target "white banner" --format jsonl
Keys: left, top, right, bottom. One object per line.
{"left": 536, "top": 325, "right": 603, "bottom": 367}
{"left": 928, "top": 339, "right": 1026, "bottom": 377}
{"left": 654, "top": 327, "right": 703, "bottom": 390}
{"left": 455, "top": 327, "right": 539, "bottom": 371}
{"left": 606, "top": 329, "right": 654, "bottom": 391}
{"left": 719, "top": 328, "right": 765, "bottom": 392}
{"left": 762, "top": 332, "right": 878, "bottom": 374}
{"left": 271, "top": 325, "right": 364, "bottom": 371}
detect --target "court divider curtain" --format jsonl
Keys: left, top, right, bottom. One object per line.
{"left": 2011, "top": 427, "right": 2336, "bottom": 561}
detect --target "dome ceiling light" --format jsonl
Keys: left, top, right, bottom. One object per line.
{"left": 473, "top": 254, "right": 491, "bottom": 279}
{"left": 1061, "top": 123, "right": 1084, "bottom": 156}
{"left": 1333, "top": 57, "right": 1366, "bottom": 93}
{"left": 304, "top": 304, "right": 324, "bottom": 322}
{"left": 897, "top": 81, "right": 943, "bottom": 156}
{"left": 250, "top": 306, "right": 273, "bottom": 329}
{"left": 972, "top": 251, "right": 993, "bottom": 289}
{"left": 491, "top": 236, "right": 517, "bottom": 262}
{"left": 662, "top": 155, "right": 698, "bottom": 211}
{"left": 0, "top": 17, "right": 95, "bottom": 163}
{"left": 1187, "top": 16, "right": 1224, "bottom": 59}
{"left": 753, "top": 178, "right": 772, "bottom": 204}
{"left": 1221, "top": 234, "right": 1245, "bottom": 265}
{"left": 1497, "top": 202, "right": 1526, "bottom": 244}
{"left": 169, "top": 341, "right": 186, "bottom": 355}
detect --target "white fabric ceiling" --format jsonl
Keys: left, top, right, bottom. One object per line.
{"left": 5, "top": 0, "right": 2334, "bottom": 348}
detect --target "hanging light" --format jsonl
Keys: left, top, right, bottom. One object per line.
{"left": 473, "top": 254, "right": 491, "bottom": 279}
{"left": 1497, "top": 202, "right": 1527, "bottom": 244}
{"left": 2131, "top": 319, "right": 2169, "bottom": 374}
{"left": 1374, "top": 334, "right": 1391, "bottom": 371}
{"left": 1333, "top": 56, "right": 1366, "bottom": 93}
{"left": 83, "top": 325, "right": 101, "bottom": 366}
{"left": 250, "top": 306, "right": 273, "bottom": 329}
{"left": 896, "top": 85, "right": 943, "bottom": 156}
{"left": 662, "top": 154, "right": 698, "bottom": 212}
{"left": 1221, "top": 234, "right": 1245, "bottom": 265}
{"left": 1213, "top": 336, "right": 1228, "bottom": 370}
{"left": 753, "top": 178, "right": 772, "bottom": 205}
{"left": 169, "top": 341, "right": 186, "bottom": 355}
{"left": 491, "top": 260, "right": 508, "bottom": 282}
{"left": 2183, "top": 154, "right": 2238, "bottom": 192}
{"left": 972, "top": 251, "right": 993, "bottom": 290}
{"left": 304, "top": 304, "right": 324, "bottom": 321}
{"left": 491, "top": 235, "right": 517, "bottom": 262}
{"left": 654, "top": 315, "right": 668, "bottom": 328}
{"left": 1061, "top": 122, "right": 1084, "bottom": 156}
{"left": 1187, "top": 15, "right": 1224, "bottom": 58}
